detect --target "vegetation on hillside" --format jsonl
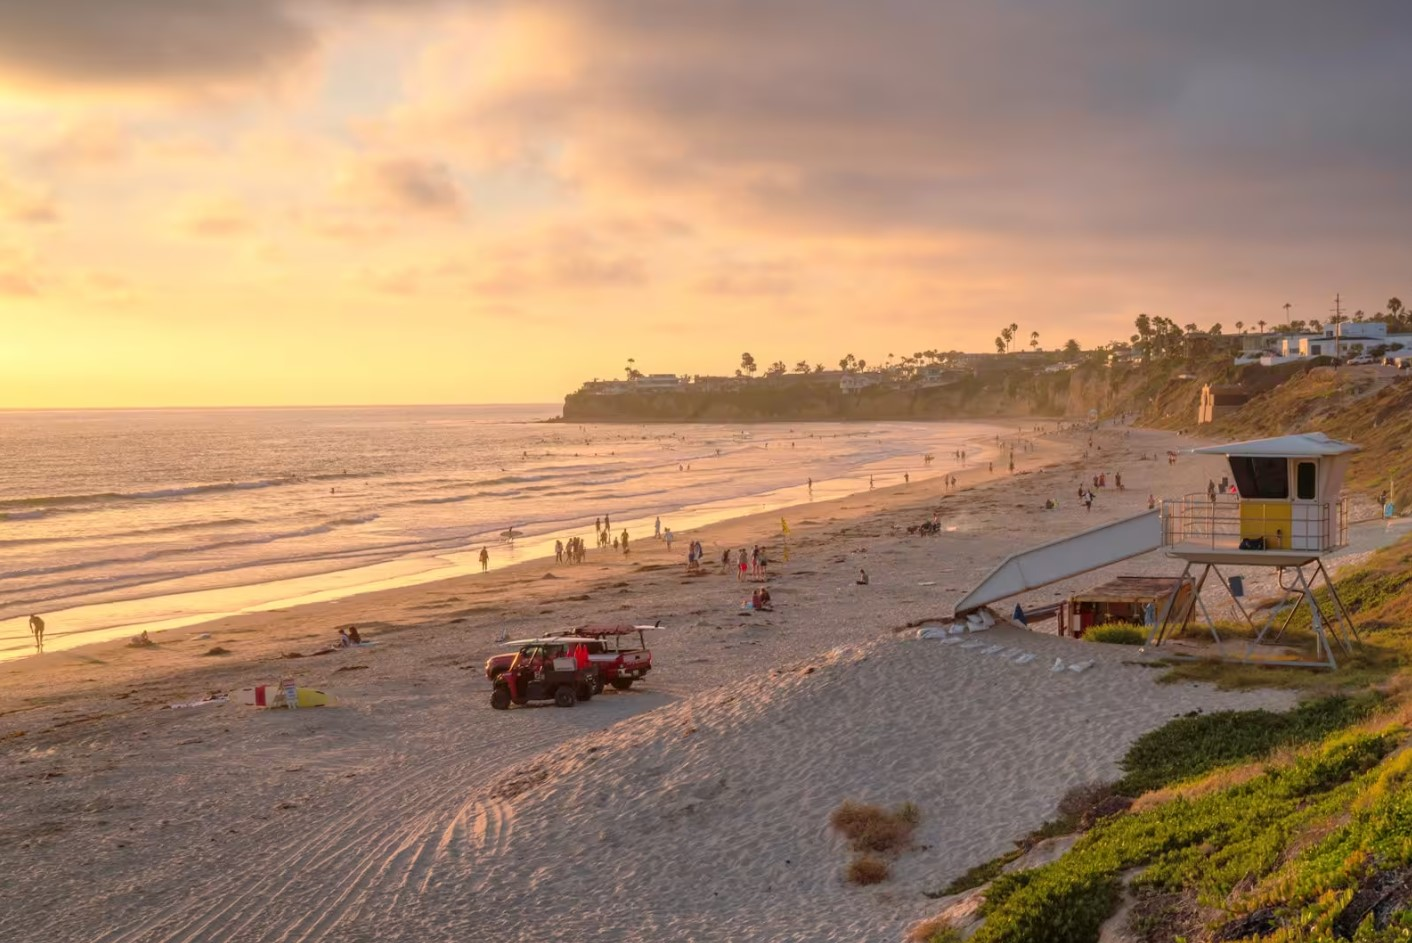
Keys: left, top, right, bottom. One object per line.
{"left": 916, "top": 536, "right": 1412, "bottom": 943}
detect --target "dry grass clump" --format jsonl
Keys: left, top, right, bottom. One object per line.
{"left": 831, "top": 800, "right": 920, "bottom": 854}
{"left": 832, "top": 800, "right": 921, "bottom": 885}
{"left": 845, "top": 854, "right": 890, "bottom": 886}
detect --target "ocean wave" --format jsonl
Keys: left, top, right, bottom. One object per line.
{"left": 0, "top": 478, "right": 303, "bottom": 513}
{"left": 0, "top": 514, "right": 380, "bottom": 585}
{"left": 0, "top": 517, "right": 257, "bottom": 548}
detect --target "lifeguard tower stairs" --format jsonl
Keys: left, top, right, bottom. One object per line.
{"left": 1155, "top": 433, "right": 1360, "bottom": 669}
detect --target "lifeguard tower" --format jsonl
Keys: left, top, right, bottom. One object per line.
{"left": 952, "top": 432, "right": 1362, "bottom": 669}
{"left": 1152, "top": 432, "right": 1360, "bottom": 667}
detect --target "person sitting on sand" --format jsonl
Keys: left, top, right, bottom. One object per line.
{"left": 857, "top": 568, "right": 869, "bottom": 585}
{"left": 347, "top": 626, "right": 362, "bottom": 645}
{"left": 751, "top": 588, "right": 763, "bottom": 610}
{"left": 758, "top": 588, "right": 772, "bottom": 611}
{"left": 338, "top": 628, "right": 350, "bottom": 647}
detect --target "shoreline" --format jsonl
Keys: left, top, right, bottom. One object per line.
{"left": 0, "top": 419, "right": 1031, "bottom": 663}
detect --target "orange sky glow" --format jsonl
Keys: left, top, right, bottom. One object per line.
{"left": 1, "top": 2, "right": 1409, "bottom": 408}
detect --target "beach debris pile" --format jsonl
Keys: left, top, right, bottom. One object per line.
{"left": 915, "top": 607, "right": 1095, "bottom": 672}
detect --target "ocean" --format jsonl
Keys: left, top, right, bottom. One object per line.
{"left": 0, "top": 406, "right": 1007, "bottom": 658}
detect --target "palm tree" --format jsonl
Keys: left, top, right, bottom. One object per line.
{"left": 624, "top": 357, "right": 642, "bottom": 380}
{"left": 1258, "top": 319, "right": 1267, "bottom": 333}
{"left": 1283, "top": 302, "right": 1292, "bottom": 322}
{"left": 1235, "top": 320, "right": 1244, "bottom": 334}
{"left": 839, "top": 354, "right": 856, "bottom": 372}
{"left": 740, "top": 352, "right": 757, "bottom": 376}
{"left": 1029, "top": 330, "right": 1039, "bottom": 352}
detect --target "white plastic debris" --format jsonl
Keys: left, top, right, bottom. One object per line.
{"left": 1050, "top": 657, "right": 1066, "bottom": 672}
{"left": 981, "top": 644, "right": 1004, "bottom": 656}
{"left": 1067, "top": 660, "right": 1095, "bottom": 673}
{"left": 1013, "top": 653, "right": 1037, "bottom": 665}
{"left": 917, "top": 626, "right": 950, "bottom": 640}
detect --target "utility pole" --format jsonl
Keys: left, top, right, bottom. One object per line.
{"left": 1331, "top": 293, "right": 1344, "bottom": 362}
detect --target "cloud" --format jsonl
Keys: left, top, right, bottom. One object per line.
{"left": 177, "top": 197, "right": 255, "bottom": 237}
{"left": 82, "top": 270, "right": 137, "bottom": 304}
{"left": 37, "top": 119, "right": 132, "bottom": 168}
{"left": 338, "top": 157, "right": 466, "bottom": 218}
{"left": 0, "top": 244, "right": 40, "bottom": 296}
{"left": 421, "top": 0, "right": 1412, "bottom": 253}
{"left": 0, "top": 171, "right": 58, "bottom": 223}
{"left": 0, "top": 0, "right": 315, "bottom": 90}
{"left": 698, "top": 257, "right": 797, "bottom": 297}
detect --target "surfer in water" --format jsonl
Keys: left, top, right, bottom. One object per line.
{"left": 29, "top": 614, "right": 45, "bottom": 653}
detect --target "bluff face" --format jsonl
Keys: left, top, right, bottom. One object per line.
{"left": 561, "top": 374, "right": 1077, "bottom": 422}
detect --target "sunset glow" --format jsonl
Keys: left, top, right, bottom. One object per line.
{"left": 2, "top": 2, "right": 1409, "bottom": 407}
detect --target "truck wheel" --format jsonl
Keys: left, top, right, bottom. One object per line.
{"left": 554, "top": 685, "right": 577, "bottom": 708}
{"left": 490, "top": 686, "right": 512, "bottom": 710}
{"left": 610, "top": 679, "right": 634, "bottom": 691}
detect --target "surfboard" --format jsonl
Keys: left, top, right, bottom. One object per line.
{"left": 500, "top": 529, "right": 524, "bottom": 539}
{"left": 234, "top": 686, "right": 333, "bottom": 708}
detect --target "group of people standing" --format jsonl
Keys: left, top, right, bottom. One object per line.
{"left": 555, "top": 537, "right": 590, "bottom": 564}
{"left": 724, "top": 545, "right": 768, "bottom": 581}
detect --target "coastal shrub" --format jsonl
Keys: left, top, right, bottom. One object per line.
{"left": 933, "top": 850, "right": 1024, "bottom": 897}
{"left": 1115, "top": 694, "right": 1379, "bottom": 795}
{"left": 1085, "top": 622, "right": 1147, "bottom": 646}
{"left": 831, "top": 800, "right": 920, "bottom": 855}
{"left": 846, "top": 854, "right": 890, "bottom": 885}
{"left": 970, "top": 730, "right": 1401, "bottom": 943}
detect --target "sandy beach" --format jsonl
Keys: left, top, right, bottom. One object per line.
{"left": 3, "top": 421, "right": 1398, "bottom": 943}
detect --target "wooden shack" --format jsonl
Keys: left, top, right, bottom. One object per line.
{"left": 1065, "top": 575, "right": 1194, "bottom": 637}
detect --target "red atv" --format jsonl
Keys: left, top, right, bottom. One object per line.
{"left": 489, "top": 639, "right": 599, "bottom": 710}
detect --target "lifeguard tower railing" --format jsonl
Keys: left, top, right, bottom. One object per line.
{"left": 1161, "top": 493, "right": 1348, "bottom": 553}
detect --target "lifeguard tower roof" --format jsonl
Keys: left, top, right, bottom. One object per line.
{"left": 1189, "top": 432, "right": 1359, "bottom": 458}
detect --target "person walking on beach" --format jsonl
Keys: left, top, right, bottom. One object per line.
{"left": 738, "top": 547, "right": 748, "bottom": 581}
{"left": 621, "top": 529, "right": 630, "bottom": 554}
{"left": 654, "top": 517, "right": 661, "bottom": 540}
{"left": 554, "top": 539, "right": 564, "bottom": 563}
{"left": 664, "top": 528, "right": 674, "bottom": 551}
{"left": 29, "top": 614, "right": 45, "bottom": 653}
{"left": 479, "top": 547, "right": 489, "bottom": 571}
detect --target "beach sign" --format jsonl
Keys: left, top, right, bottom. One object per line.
{"left": 282, "top": 677, "right": 298, "bottom": 710}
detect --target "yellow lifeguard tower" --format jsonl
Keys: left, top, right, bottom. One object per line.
{"left": 1153, "top": 432, "right": 1361, "bottom": 667}
{"left": 952, "top": 432, "right": 1362, "bottom": 669}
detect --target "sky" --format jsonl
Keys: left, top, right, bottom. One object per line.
{"left": 1, "top": 1, "right": 1411, "bottom": 407}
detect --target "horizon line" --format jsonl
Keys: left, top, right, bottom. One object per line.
{"left": 0, "top": 402, "right": 565, "bottom": 413}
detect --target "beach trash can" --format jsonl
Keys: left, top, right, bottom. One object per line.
{"left": 1228, "top": 575, "right": 1244, "bottom": 597}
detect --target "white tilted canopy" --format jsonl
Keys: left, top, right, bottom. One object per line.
{"left": 1190, "top": 432, "right": 1359, "bottom": 458}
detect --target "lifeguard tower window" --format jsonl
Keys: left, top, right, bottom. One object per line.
{"left": 1297, "top": 461, "right": 1317, "bottom": 500}
{"left": 1231, "top": 456, "right": 1290, "bottom": 499}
